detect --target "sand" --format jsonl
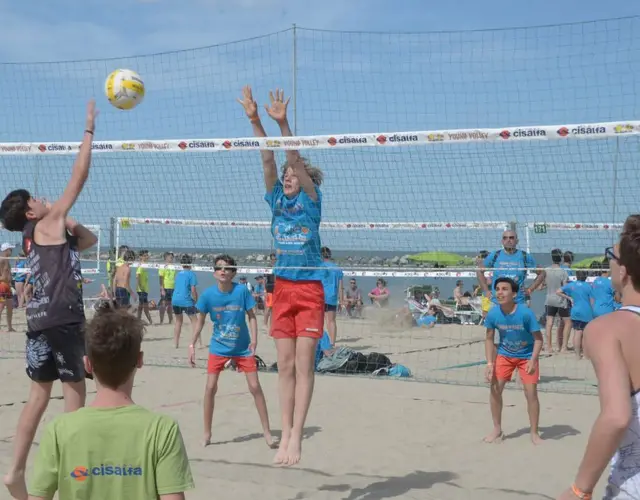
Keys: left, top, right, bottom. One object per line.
{"left": 0, "top": 307, "right": 605, "bottom": 499}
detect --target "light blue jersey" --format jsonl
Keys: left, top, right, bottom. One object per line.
{"left": 265, "top": 180, "right": 323, "bottom": 282}
{"left": 416, "top": 315, "right": 437, "bottom": 327}
{"left": 592, "top": 276, "right": 616, "bottom": 317}
{"left": 561, "top": 264, "right": 575, "bottom": 278}
{"left": 561, "top": 281, "right": 594, "bottom": 322}
{"left": 321, "top": 261, "right": 344, "bottom": 306}
{"left": 485, "top": 305, "right": 541, "bottom": 359}
{"left": 171, "top": 269, "right": 198, "bottom": 307}
{"left": 196, "top": 283, "right": 256, "bottom": 357}
{"left": 484, "top": 249, "right": 536, "bottom": 304}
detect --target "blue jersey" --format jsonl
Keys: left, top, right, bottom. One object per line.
{"left": 484, "top": 249, "right": 536, "bottom": 304}
{"left": 171, "top": 269, "right": 198, "bottom": 307}
{"left": 315, "top": 330, "right": 334, "bottom": 368}
{"left": 14, "top": 260, "right": 27, "bottom": 283}
{"left": 416, "top": 315, "right": 437, "bottom": 327}
{"left": 486, "top": 304, "right": 541, "bottom": 359}
{"left": 196, "top": 283, "right": 256, "bottom": 357}
{"left": 265, "top": 180, "right": 323, "bottom": 282}
{"left": 253, "top": 283, "right": 264, "bottom": 296}
{"left": 561, "top": 264, "right": 575, "bottom": 278}
{"left": 591, "top": 276, "right": 616, "bottom": 317}
{"left": 561, "top": 281, "right": 594, "bottom": 322}
{"left": 321, "top": 261, "right": 344, "bottom": 306}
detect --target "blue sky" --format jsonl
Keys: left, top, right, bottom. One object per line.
{"left": 0, "top": 1, "right": 638, "bottom": 256}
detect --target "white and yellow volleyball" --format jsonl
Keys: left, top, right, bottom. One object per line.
{"left": 105, "top": 69, "right": 145, "bottom": 110}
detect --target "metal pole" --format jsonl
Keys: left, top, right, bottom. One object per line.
{"left": 292, "top": 23, "right": 298, "bottom": 135}
{"left": 610, "top": 137, "right": 621, "bottom": 244}
{"left": 525, "top": 225, "right": 531, "bottom": 254}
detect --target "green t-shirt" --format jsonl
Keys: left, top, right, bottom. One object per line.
{"left": 159, "top": 267, "right": 176, "bottom": 290}
{"left": 28, "top": 405, "right": 194, "bottom": 499}
{"left": 136, "top": 267, "right": 149, "bottom": 293}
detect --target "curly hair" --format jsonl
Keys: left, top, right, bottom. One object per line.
{"left": 281, "top": 157, "right": 324, "bottom": 186}
{"left": 0, "top": 189, "right": 31, "bottom": 232}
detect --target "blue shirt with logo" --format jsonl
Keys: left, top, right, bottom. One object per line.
{"left": 265, "top": 180, "right": 323, "bottom": 282}
{"left": 485, "top": 304, "right": 541, "bottom": 359}
{"left": 484, "top": 249, "right": 536, "bottom": 304}
{"left": 321, "top": 261, "right": 344, "bottom": 306}
{"left": 196, "top": 282, "right": 256, "bottom": 357}
{"left": 591, "top": 276, "right": 616, "bottom": 317}
{"left": 14, "top": 260, "right": 27, "bottom": 283}
{"left": 171, "top": 269, "right": 198, "bottom": 307}
{"left": 561, "top": 281, "right": 594, "bottom": 322}
{"left": 416, "top": 315, "right": 437, "bottom": 327}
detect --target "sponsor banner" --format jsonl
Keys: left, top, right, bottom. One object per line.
{"left": 1, "top": 120, "right": 635, "bottom": 156}
{"left": 527, "top": 222, "right": 623, "bottom": 231}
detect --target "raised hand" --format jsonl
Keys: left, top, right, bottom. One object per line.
{"left": 264, "top": 88, "right": 290, "bottom": 123}
{"left": 236, "top": 85, "right": 259, "bottom": 120}
{"left": 85, "top": 99, "right": 98, "bottom": 132}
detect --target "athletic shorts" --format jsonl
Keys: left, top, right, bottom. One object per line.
{"left": 572, "top": 320, "right": 588, "bottom": 331}
{"left": 137, "top": 291, "right": 149, "bottom": 304}
{"left": 271, "top": 278, "right": 324, "bottom": 340}
{"left": 0, "top": 282, "right": 11, "bottom": 302}
{"left": 207, "top": 354, "right": 257, "bottom": 374}
{"left": 115, "top": 287, "right": 130, "bottom": 307}
{"left": 324, "top": 304, "right": 337, "bottom": 312}
{"left": 546, "top": 305, "right": 570, "bottom": 318}
{"left": 162, "top": 289, "right": 174, "bottom": 302}
{"left": 494, "top": 354, "right": 539, "bottom": 385}
{"left": 26, "top": 323, "right": 88, "bottom": 383}
{"left": 173, "top": 305, "right": 197, "bottom": 316}
{"left": 265, "top": 292, "right": 273, "bottom": 308}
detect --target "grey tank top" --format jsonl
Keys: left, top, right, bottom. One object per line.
{"left": 544, "top": 266, "right": 569, "bottom": 308}
{"left": 22, "top": 221, "right": 85, "bottom": 332}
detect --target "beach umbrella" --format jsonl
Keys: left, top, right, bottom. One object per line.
{"left": 571, "top": 256, "right": 605, "bottom": 269}
{"left": 407, "top": 251, "right": 474, "bottom": 267}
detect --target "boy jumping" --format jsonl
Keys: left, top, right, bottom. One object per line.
{"left": 0, "top": 101, "right": 98, "bottom": 500}
{"left": 484, "top": 277, "right": 544, "bottom": 445}
{"left": 27, "top": 303, "right": 194, "bottom": 499}
{"left": 188, "top": 254, "right": 275, "bottom": 448}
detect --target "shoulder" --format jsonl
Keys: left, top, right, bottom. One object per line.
{"left": 486, "top": 307, "right": 500, "bottom": 320}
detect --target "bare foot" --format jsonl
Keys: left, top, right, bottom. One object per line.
{"left": 7, "top": 328, "right": 15, "bottom": 333}
{"left": 273, "top": 438, "right": 288, "bottom": 464}
{"left": 264, "top": 433, "right": 278, "bottom": 449}
{"left": 531, "top": 433, "right": 544, "bottom": 445}
{"left": 483, "top": 429, "right": 504, "bottom": 443}
{"left": 202, "top": 433, "right": 211, "bottom": 447}
{"left": 282, "top": 433, "right": 302, "bottom": 466}
{"left": 4, "top": 469, "right": 27, "bottom": 500}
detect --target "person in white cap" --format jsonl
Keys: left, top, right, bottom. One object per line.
{"left": 0, "top": 242, "right": 15, "bottom": 332}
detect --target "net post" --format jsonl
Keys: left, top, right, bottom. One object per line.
{"left": 525, "top": 224, "right": 531, "bottom": 254}
{"left": 109, "top": 216, "right": 118, "bottom": 276}
{"left": 291, "top": 23, "right": 298, "bottom": 135}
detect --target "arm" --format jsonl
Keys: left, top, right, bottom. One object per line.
{"left": 476, "top": 255, "right": 491, "bottom": 295}
{"left": 65, "top": 218, "right": 97, "bottom": 252}
{"left": 247, "top": 308, "right": 258, "bottom": 353}
{"left": 527, "top": 269, "right": 546, "bottom": 295}
{"left": 338, "top": 280, "right": 344, "bottom": 305}
{"left": 531, "top": 331, "right": 543, "bottom": 362}
{"left": 190, "top": 314, "right": 206, "bottom": 348}
{"left": 160, "top": 495, "right": 185, "bottom": 500}
{"left": 571, "top": 320, "right": 632, "bottom": 495}
{"left": 556, "top": 287, "right": 573, "bottom": 305}
{"left": 264, "top": 88, "right": 318, "bottom": 200}
{"left": 190, "top": 286, "right": 197, "bottom": 303}
{"left": 484, "top": 327, "right": 497, "bottom": 382}
{"left": 237, "top": 86, "right": 277, "bottom": 192}
{"left": 125, "top": 267, "right": 132, "bottom": 295}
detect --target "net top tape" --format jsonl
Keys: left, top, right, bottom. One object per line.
{"left": 1, "top": 121, "right": 638, "bottom": 155}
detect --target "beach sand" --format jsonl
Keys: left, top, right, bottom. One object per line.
{"left": 0, "top": 308, "right": 604, "bottom": 499}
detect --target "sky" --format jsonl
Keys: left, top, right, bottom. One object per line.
{"left": 0, "top": 1, "right": 638, "bottom": 257}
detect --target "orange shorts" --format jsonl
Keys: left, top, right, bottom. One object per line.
{"left": 207, "top": 354, "right": 257, "bottom": 374}
{"left": 265, "top": 292, "right": 273, "bottom": 308}
{"left": 494, "top": 354, "right": 539, "bottom": 385}
{"left": 0, "top": 282, "right": 11, "bottom": 302}
{"left": 271, "top": 278, "right": 324, "bottom": 340}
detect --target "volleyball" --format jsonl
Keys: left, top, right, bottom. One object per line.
{"left": 104, "top": 69, "right": 145, "bottom": 110}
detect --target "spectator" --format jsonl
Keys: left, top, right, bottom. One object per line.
{"left": 369, "top": 279, "right": 390, "bottom": 308}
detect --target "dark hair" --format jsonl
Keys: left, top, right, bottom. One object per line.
{"left": 321, "top": 246, "right": 332, "bottom": 259}
{"left": 0, "top": 189, "right": 31, "bottom": 232}
{"left": 576, "top": 270, "right": 588, "bottom": 281}
{"left": 563, "top": 251, "right": 574, "bottom": 264}
{"left": 85, "top": 307, "right": 144, "bottom": 389}
{"left": 620, "top": 214, "right": 640, "bottom": 291}
{"left": 123, "top": 250, "right": 135, "bottom": 262}
{"left": 494, "top": 277, "right": 519, "bottom": 293}
{"left": 478, "top": 250, "right": 489, "bottom": 259}
{"left": 269, "top": 252, "right": 276, "bottom": 259}
{"left": 214, "top": 254, "right": 237, "bottom": 269}
{"left": 138, "top": 249, "right": 149, "bottom": 257}
{"left": 281, "top": 157, "right": 324, "bottom": 186}
{"left": 551, "top": 248, "right": 563, "bottom": 264}
{"left": 163, "top": 252, "right": 174, "bottom": 259}
{"left": 181, "top": 254, "right": 192, "bottom": 266}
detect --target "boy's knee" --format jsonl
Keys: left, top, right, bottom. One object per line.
{"left": 247, "top": 380, "right": 261, "bottom": 395}
{"left": 205, "top": 381, "right": 218, "bottom": 395}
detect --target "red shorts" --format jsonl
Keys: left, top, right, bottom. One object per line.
{"left": 0, "top": 282, "right": 11, "bottom": 302}
{"left": 207, "top": 354, "right": 257, "bottom": 374}
{"left": 271, "top": 278, "right": 324, "bottom": 339}
{"left": 265, "top": 292, "right": 273, "bottom": 308}
{"left": 494, "top": 354, "right": 539, "bottom": 385}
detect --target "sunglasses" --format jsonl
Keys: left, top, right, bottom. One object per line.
{"left": 503, "top": 236, "right": 516, "bottom": 240}
{"left": 214, "top": 266, "right": 235, "bottom": 272}
{"left": 605, "top": 247, "right": 619, "bottom": 262}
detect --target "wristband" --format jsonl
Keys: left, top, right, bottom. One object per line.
{"left": 571, "top": 484, "right": 592, "bottom": 499}
{"left": 84, "top": 129, "right": 94, "bottom": 135}
{"left": 249, "top": 117, "right": 260, "bottom": 123}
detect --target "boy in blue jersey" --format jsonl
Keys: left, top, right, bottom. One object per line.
{"left": 484, "top": 277, "right": 543, "bottom": 445}
{"left": 558, "top": 270, "right": 594, "bottom": 360}
{"left": 171, "top": 254, "right": 198, "bottom": 349}
{"left": 321, "top": 247, "right": 344, "bottom": 345}
{"left": 238, "top": 86, "right": 324, "bottom": 466}
{"left": 477, "top": 230, "right": 536, "bottom": 305}
{"left": 591, "top": 261, "right": 618, "bottom": 317}
{"left": 188, "top": 255, "right": 275, "bottom": 448}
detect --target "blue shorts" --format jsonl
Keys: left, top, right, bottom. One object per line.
{"left": 137, "top": 292, "right": 148, "bottom": 304}
{"left": 324, "top": 304, "right": 337, "bottom": 312}
{"left": 571, "top": 320, "right": 588, "bottom": 330}
{"left": 115, "top": 287, "right": 130, "bottom": 307}
{"left": 172, "top": 305, "right": 197, "bottom": 316}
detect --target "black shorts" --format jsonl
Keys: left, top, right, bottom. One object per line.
{"left": 137, "top": 291, "right": 149, "bottom": 304}
{"left": 172, "top": 305, "right": 197, "bottom": 316}
{"left": 546, "top": 306, "right": 570, "bottom": 318}
{"left": 324, "top": 304, "right": 337, "bottom": 312}
{"left": 572, "top": 320, "right": 589, "bottom": 330}
{"left": 162, "top": 289, "right": 174, "bottom": 303}
{"left": 26, "top": 323, "right": 88, "bottom": 383}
